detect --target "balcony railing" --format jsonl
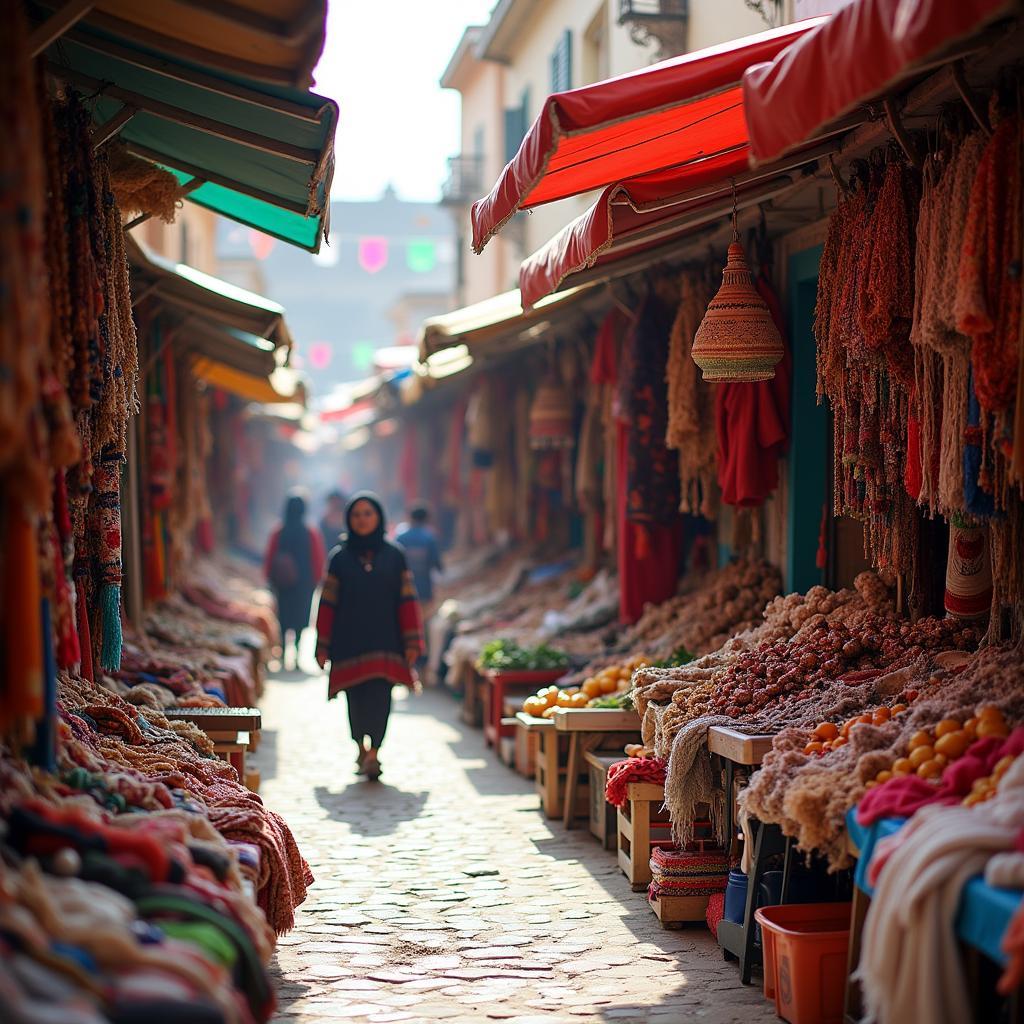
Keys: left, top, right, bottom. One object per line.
{"left": 441, "top": 154, "right": 484, "bottom": 207}
{"left": 618, "top": 0, "right": 689, "bottom": 58}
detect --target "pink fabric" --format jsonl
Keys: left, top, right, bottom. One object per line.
{"left": 857, "top": 727, "right": 1024, "bottom": 826}
{"left": 605, "top": 757, "right": 667, "bottom": 808}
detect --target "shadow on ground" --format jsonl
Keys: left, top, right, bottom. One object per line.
{"left": 313, "top": 782, "right": 429, "bottom": 837}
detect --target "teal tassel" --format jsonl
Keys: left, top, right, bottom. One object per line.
{"left": 99, "top": 584, "right": 122, "bottom": 671}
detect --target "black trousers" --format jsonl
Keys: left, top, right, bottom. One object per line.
{"left": 345, "top": 678, "right": 393, "bottom": 748}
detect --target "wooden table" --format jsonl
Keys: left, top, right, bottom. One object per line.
{"left": 552, "top": 708, "right": 641, "bottom": 829}
{"left": 517, "top": 713, "right": 560, "bottom": 817}
{"left": 708, "top": 725, "right": 786, "bottom": 986}
{"left": 584, "top": 751, "right": 623, "bottom": 850}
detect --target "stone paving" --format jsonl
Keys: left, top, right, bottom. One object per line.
{"left": 254, "top": 668, "right": 778, "bottom": 1024}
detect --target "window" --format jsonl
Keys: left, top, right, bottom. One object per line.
{"left": 503, "top": 88, "right": 530, "bottom": 165}
{"left": 550, "top": 29, "right": 573, "bottom": 93}
{"left": 472, "top": 124, "right": 485, "bottom": 157}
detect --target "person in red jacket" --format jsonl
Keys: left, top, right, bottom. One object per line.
{"left": 264, "top": 493, "right": 325, "bottom": 670}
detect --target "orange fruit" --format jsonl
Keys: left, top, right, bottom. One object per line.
{"left": 935, "top": 719, "right": 961, "bottom": 738}
{"left": 892, "top": 758, "right": 913, "bottom": 775}
{"left": 978, "top": 705, "right": 1004, "bottom": 723}
{"left": 963, "top": 717, "right": 979, "bottom": 738}
{"left": 582, "top": 679, "right": 603, "bottom": 698}
{"left": 891, "top": 703, "right": 907, "bottom": 714}
{"left": 908, "top": 730, "right": 933, "bottom": 751}
{"left": 909, "top": 746, "right": 934, "bottom": 768}
{"left": 804, "top": 741, "right": 824, "bottom": 755}
{"left": 813, "top": 722, "right": 839, "bottom": 741}
{"left": 977, "top": 719, "right": 1009, "bottom": 740}
{"left": 831, "top": 736, "right": 848, "bottom": 749}
{"left": 916, "top": 759, "right": 942, "bottom": 780}
{"left": 935, "top": 731, "right": 970, "bottom": 759}
{"left": 600, "top": 677, "right": 619, "bottom": 695}
{"left": 876, "top": 770, "right": 893, "bottom": 783}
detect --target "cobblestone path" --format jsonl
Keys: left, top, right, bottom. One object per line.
{"left": 255, "top": 670, "right": 777, "bottom": 1024}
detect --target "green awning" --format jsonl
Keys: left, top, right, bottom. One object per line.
{"left": 44, "top": 18, "right": 335, "bottom": 251}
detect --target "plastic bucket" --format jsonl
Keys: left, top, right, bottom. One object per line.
{"left": 754, "top": 902, "right": 851, "bottom": 1024}
{"left": 724, "top": 869, "right": 748, "bottom": 924}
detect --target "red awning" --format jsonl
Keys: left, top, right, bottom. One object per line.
{"left": 471, "top": 19, "right": 825, "bottom": 253}
{"left": 742, "top": 0, "right": 1015, "bottom": 164}
{"left": 518, "top": 142, "right": 831, "bottom": 310}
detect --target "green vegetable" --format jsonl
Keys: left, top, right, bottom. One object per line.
{"left": 589, "top": 693, "right": 634, "bottom": 710}
{"left": 478, "top": 639, "right": 570, "bottom": 671}
{"left": 654, "top": 646, "right": 696, "bottom": 669}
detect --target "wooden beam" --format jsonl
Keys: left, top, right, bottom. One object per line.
{"left": 50, "top": 62, "right": 319, "bottom": 165}
{"left": 82, "top": 10, "right": 301, "bottom": 87}
{"left": 57, "top": 26, "right": 325, "bottom": 124}
{"left": 125, "top": 142, "right": 309, "bottom": 217}
{"left": 92, "top": 103, "right": 138, "bottom": 150}
{"left": 28, "top": 0, "right": 94, "bottom": 58}
{"left": 172, "top": 0, "right": 321, "bottom": 45}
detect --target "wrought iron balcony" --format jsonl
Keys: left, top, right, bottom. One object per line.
{"left": 618, "top": 0, "right": 689, "bottom": 59}
{"left": 441, "top": 154, "right": 484, "bottom": 207}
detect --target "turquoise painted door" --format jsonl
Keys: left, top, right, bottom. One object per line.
{"left": 786, "top": 245, "right": 829, "bottom": 593}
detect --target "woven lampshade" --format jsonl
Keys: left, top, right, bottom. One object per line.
{"left": 691, "top": 240, "right": 783, "bottom": 382}
{"left": 529, "top": 373, "right": 574, "bottom": 450}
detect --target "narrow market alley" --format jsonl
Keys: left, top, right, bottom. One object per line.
{"left": 255, "top": 670, "right": 775, "bottom": 1024}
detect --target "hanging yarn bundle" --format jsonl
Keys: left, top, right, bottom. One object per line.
{"left": 666, "top": 269, "right": 718, "bottom": 518}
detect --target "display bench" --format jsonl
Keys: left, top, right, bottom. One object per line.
{"left": 617, "top": 781, "right": 670, "bottom": 890}
{"left": 165, "top": 707, "right": 262, "bottom": 790}
{"left": 708, "top": 726, "right": 783, "bottom": 984}
{"left": 584, "top": 751, "right": 622, "bottom": 850}
{"left": 844, "top": 810, "right": 1022, "bottom": 1024}
{"left": 482, "top": 669, "right": 565, "bottom": 748}
{"left": 552, "top": 708, "right": 641, "bottom": 828}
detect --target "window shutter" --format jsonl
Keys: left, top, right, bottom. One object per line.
{"left": 550, "top": 29, "right": 572, "bottom": 92}
{"left": 503, "top": 89, "right": 530, "bottom": 165}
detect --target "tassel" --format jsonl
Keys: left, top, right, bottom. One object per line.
{"left": 76, "top": 579, "right": 93, "bottom": 682}
{"left": 99, "top": 583, "right": 122, "bottom": 671}
{"left": 30, "top": 599, "right": 57, "bottom": 771}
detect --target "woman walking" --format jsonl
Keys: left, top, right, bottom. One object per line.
{"left": 315, "top": 493, "right": 423, "bottom": 780}
{"left": 265, "top": 494, "right": 326, "bottom": 670}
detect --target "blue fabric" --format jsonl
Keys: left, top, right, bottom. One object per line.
{"left": 395, "top": 525, "right": 442, "bottom": 601}
{"left": 847, "top": 807, "right": 1019, "bottom": 966}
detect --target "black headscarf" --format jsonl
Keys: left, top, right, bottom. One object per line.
{"left": 342, "top": 491, "right": 386, "bottom": 554}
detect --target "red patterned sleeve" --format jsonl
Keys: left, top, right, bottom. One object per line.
{"left": 398, "top": 566, "right": 424, "bottom": 657}
{"left": 309, "top": 527, "right": 327, "bottom": 582}
{"left": 315, "top": 557, "right": 339, "bottom": 661}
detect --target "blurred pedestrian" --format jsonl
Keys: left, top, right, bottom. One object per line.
{"left": 315, "top": 493, "right": 423, "bottom": 781}
{"left": 319, "top": 489, "right": 348, "bottom": 553}
{"left": 396, "top": 502, "right": 443, "bottom": 608}
{"left": 264, "top": 493, "right": 326, "bottom": 670}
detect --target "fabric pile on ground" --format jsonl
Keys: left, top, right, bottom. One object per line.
{"left": 648, "top": 846, "right": 730, "bottom": 899}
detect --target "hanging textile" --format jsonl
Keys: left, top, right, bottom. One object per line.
{"left": 622, "top": 292, "right": 681, "bottom": 525}
{"left": 592, "top": 308, "right": 624, "bottom": 556}
{"left": 666, "top": 272, "right": 718, "bottom": 517}
{"left": 715, "top": 267, "right": 791, "bottom": 508}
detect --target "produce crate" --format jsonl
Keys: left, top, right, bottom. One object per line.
{"left": 499, "top": 729, "right": 516, "bottom": 768}
{"left": 584, "top": 751, "right": 623, "bottom": 850}
{"left": 461, "top": 669, "right": 484, "bottom": 728}
{"left": 483, "top": 669, "right": 565, "bottom": 749}
{"left": 514, "top": 713, "right": 543, "bottom": 777}
{"left": 536, "top": 727, "right": 589, "bottom": 820}
{"left": 649, "top": 891, "right": 712, "bottom": 929}
{"left": 617, "top": 781, "right": 672, "bottom": 890}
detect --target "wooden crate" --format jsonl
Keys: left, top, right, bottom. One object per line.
{"left": 514, "top": 715, "right": 541, "bottom": 777}
{"left": 585, "top": 752, "right": 623, "bottom": 850}
{"left": 617, "top": 781, "right": 671, "bottom": 890}
{"left": 499, "top": 723, "right": 517, "bottom": 767}
{"left": 649, "top": 891, "right": 712, "bottom": 929}
{"left": 461, "top": 670, "right": 484, "bottom": 728}
{"left": 536, "top": 728, "right": 589, "bottom": 820}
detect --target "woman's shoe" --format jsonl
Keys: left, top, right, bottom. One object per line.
{"left": 362, "top": 752, "right": 381, "bottom": 781}
{"left": 355, "top": 746, "right": 368, "bottom": 775}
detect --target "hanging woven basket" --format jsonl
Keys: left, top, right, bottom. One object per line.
{"left": 529, "top": 373, "right": 574, "bottom": 451}
{"left": 691, "top": 240, "right": 784, "bottom": 382}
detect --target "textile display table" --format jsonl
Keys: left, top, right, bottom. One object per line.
{"left": 552, "top": 708, "right": 642, "bottom": 828}
{"left": 709, "top": 726, "right": 785, "bottom": 985}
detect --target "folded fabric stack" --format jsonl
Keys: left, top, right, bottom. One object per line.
{"left": 0, "top": 662, "right": 311, "bottom": 1023}
{"left": 605, "top": 756, "right": 667, "bottom": 808}
{"left": 649, "top": 846, "right": 730, "bottom": 899}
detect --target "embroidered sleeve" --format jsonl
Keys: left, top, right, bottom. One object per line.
{"left": 398, "top": 567, "right": 424, "bottom": 656}
{"left": 315, "top": 557, "right": 340, "bottom": 659}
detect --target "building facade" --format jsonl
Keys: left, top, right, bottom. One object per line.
{"left": 441, "top": 0, "right": 776, "bottom": 307}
